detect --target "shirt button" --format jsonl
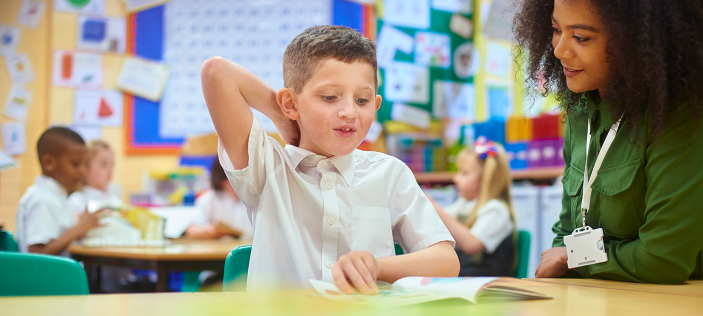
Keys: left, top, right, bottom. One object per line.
{"left": 326, "top": 260, "right": 333, "bottom": 268}
{"left": 327, "top": 217, "right": 335, "bottom": 225}
{"left": 325, "top": 182, "right": 332, "bottom": 189}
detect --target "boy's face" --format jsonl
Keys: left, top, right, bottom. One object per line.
{"left": 287, "top": 58, "right": 381, "bottom": 157}
{"left": 43, "top": 142, "right": 88, "bottom": 195}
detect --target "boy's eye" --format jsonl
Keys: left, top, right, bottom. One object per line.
{"left": 356, "top": 98, "right": 368, "bottom": 104}
{"left": 322, "top": 95, "right": 336, "bottom": 101}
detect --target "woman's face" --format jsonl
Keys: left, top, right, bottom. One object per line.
{"left": 453, "top": 154, "right": 483, "bottom": 201}
{"left": 551, "top": 0, "right": 610, "bottom": 94}
{"left": 85, "top": 148, "right": 114, "bottom": 191}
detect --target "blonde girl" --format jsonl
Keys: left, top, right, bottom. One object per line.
{"left": 69, "top": 140, "right": 122, "bottom": 213}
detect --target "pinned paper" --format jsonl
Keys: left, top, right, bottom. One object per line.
{"left": 453, "top": 42, "right": 480, "bottom": 79}
{"left": 69, "top": 125, "right": 102, "bottom": 142}
{"left": 77, "top": 15, "right": 126, "bottom": 53}
{"left": 414, "top": 32, "right": 451, "bottom": 68}
{"left": 74, "top": 90, "right": 124, "bottom": 127}
{"left": 391, "top": 104, "right": 431, "bottom": 129}
{"left": 433, "top": 80, "right": 475, "bottom": 119}
{"left": 364, "top": 121, "right": 384, "bottom": 143}
{"left": 5, "top": 53, "right": 34, "bottom": 84}
{"left": 450, "top": 14, "right": 473, "bottom": 39}
{"left": 54, "top": 0, "right": 105, "bottom": 14}
{"left": 376, "top": 25, "right": 413, "bottom": 69}
{"left": 4, "top": 86, "right": 32, "bottom": 121}
{"left": 17, "top": 0, "right": 47, "bottom": 29}
{"left": 117, "top": 57, "right": 169, "bottom": 101}
{"left": 2, "top": 122, "right": 26, "bottom": 156}
{"left": 432, "top": 0, "right": 472, "bottom": 14}
{"left": 383, "top": 0, "right": 430, "bottom": 30}
{"left": 0, "top": 149, "right": 18, "bottom": 171}
{"left": 487, "top": 83, "right": 513, "bottom": 119}
{"left": 0, "top": 25, "right": 21, "bottom": 57}
{"left": 52, "top": 50, "right": 103, "bottom": 88}
{"left": 486, "top": 41, "right": 513, "bottom": 78}
{"left": 384, "top": 62, "right": 429, "bottom": 104}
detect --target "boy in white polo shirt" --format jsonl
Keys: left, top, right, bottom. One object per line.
{"left": 202, "top": 25, "right": 459, "bottom": 293}
{"left": 16, "top": 127, "right": 102, "bottom": 256}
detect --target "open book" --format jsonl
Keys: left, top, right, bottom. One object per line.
{"left": 310, "top": 277, "right": 552, "bottom": 307}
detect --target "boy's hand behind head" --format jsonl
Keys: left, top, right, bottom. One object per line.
{"left": 273, "top": 114, "right": 301, "bottom": 147}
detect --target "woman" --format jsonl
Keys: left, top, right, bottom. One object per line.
{"left": 514, "top": 0, "right": 703, "bottom": 283}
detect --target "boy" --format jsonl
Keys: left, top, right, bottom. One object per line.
{"left": 202, "top": 25, "right": 459, "bottom": 293}
{"left": 16, "top": 127, "right": 102, "bottom": 256}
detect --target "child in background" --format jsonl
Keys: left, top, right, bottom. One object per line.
{"left": 16, "top": 127, "right": 103, "bottom": 256}
{"left": 185, "top": 158, "right": 253, "bottom": 239}
{"left": 429, "top": 137, "right": 517, "bottom": 277}
{"left": 69, "top": 140, "right": 122, "bottom": 213}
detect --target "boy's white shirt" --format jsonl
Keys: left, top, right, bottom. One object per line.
{"left": 194, "top": 189, "right": 254, "bottom": 239}
{"left": 16, "top": 175, "right": 75, "bottom": 256}
{"left": 218, "top": 115, "right": 455, "bottom": 291}
{"left": 445, "top": 197, "right": 514, "bottom": 254}
{"left": 68, "top": 185, "right": 123, "bottom": 215}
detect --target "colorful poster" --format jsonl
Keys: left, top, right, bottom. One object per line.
{"left": 433, "top": 80, "right": 475, "bottom": 119}
{"left": 5, "top": 53, "right": 34, "bottom": 85}
{"left": 485, "top": 41, "right": 513, "bottom": 79}
{"left": 52, "top": 50, "right": 103, "bottom": 88}
{"left": 73, "top": 89, "right": 124, "bottom": 127}
{"left": 391, "top": 103, "right": 431, "bottom": 129}
{"left": 384, "top": 62, "right": 429, "bottom": 104}
{"left": 77, "top": 15, "right": 126, "bottom": 54}
{"left": 414, "top": 32, "right": 451, "bottom": 68}
{"left": 3, "top": 86, "right": 32, "bottom": 122}
{"left": 376, "top": 25, "right": 413, "bottom": 69}
{"left": 54, "top": 0, "right": 105, "bottom": 15}
{"left": 0, "top": 25, "right": 21, "bottom": 57}
{"left": 453, "top": 42, "right": 480, "bottom": 79}
{"left": 383, "top": 0, "right": 430, "bottom": 30}
{"left": 17, "top": 0, "right": 47, "bottom": 29}
{"left": 1, "top": 122, "right": 26, "bottom": 156}
{"left": 449, "top": 14, "right": 473, "bottom": 39}
{"left": 432, "top": 0, "right": 472, "bottom": 14}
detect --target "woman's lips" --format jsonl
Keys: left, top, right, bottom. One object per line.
{"left": 563, "top": 67, "right": 584, "bottom": 78}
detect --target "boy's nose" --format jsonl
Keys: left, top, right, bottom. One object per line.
{"left": 337, "top": 98, "right": 357, "bottom": 120}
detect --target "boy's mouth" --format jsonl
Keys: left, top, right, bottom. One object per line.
{"left": 333, "top": 125, "right": 357, "bottom": 138}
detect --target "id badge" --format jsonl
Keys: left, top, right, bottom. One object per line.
{"left": 563, "top": 226, "right": 607, "bottom": 269}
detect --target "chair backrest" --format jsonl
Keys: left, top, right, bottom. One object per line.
{"left": 0, "top": 252, "right": 89, "bottom": 296}
{"left": 515, "top": 230, "right": 531, "bottom": 279}
{"left": 0, "top": 231, "right": 19, "bottom": 252}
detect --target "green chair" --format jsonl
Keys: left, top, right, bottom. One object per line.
{"left": 0, "top": 252, "right": 89, "bottom": 296}
{"left": 515, "top": 230, "right": 531, "bottom": 279}
{"left": 0, "top": 231, "right": 19, "bottom": 252}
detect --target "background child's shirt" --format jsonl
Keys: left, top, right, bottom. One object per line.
{"left": 219, "top": 115, "right": 455, "bottom": 291}
{"left": 16, "top": 175, "right": 75, "bottom": 256}
{"left": 68, "top": 185, "right": 123, "bottom": 215}
{"left": 445, "top": 198, "right": 514, "bottom": 254}
{"left": 193, "top": 189, "right": 253, "bottom": 239}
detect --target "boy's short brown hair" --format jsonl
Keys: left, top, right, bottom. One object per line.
{"left": 283, "top": 25, "right": 377, "bottom": 93}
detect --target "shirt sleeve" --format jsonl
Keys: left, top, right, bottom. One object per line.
{"left": 552, "top": 118, "right": 575, "bottom": 248}
{"left": 388, "top": 161, "right": 455, "bottom": 253}
{"left": 67, "top": 192, "right": 87, "bottom": 215}
{"left": 471, "top": 200, "right": 514, "bottom": 254}
{"left": 193, "top": 191, "right": 215, "bottom": 226}
{"left": 218, "top": 114, "right": 285, "bottom": 209}
{"left": 23, "top": 197, "right": 64, "bottom": 248}
{"left": 577, "top": 114, "right": 703, "bottom": 284}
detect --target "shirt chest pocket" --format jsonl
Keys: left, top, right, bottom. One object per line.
{"left": 351, "top": 206, "right": 394, "bottom": 257}
{"left": 591, "top": 159, "right": 644, "bottom": 239}
{"left": 561, "top": 165, "right": 585, "bottom": 222}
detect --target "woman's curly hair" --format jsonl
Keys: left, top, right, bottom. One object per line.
{"left": 513, "top": 0, "right": 703, "bottom": 138}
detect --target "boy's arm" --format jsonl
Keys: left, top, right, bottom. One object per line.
{"left": 28, "top": 210, "right": 102, "bottom": 255}
{"left": 201, "top": 57, "right": 294, "bottom": 169}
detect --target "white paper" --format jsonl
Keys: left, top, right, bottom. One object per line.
{"left": 453, "top": 42, "right": 480, "bottom": 79}
{"left": 450, "top": 14, "right": 473, "bottom": 39}
{"left": 376, "top": 25, "right": 413, "bottom": 69}
{"left": 2, "top": 122, "right": 26, "bottom": 155}
{"left": 77, "top": 15, "right": 126, "bottom": 54}
{"left": 0, "top": 25, "right": 21, "bottom": 57}
{"left": 17, "top": 0, "right": 47, "bottom": 29}
{"left": 5, "top": 53, "right": 34, "bottom": 85}
{"left": 486, "top": 41, "right": 513, "bottom": 78}
{"left": 414, "top": 32, "right": 451, "bottom": 68}
{"left": 124, "top": 0, "right": 171, "bottom": 12}
{"left": 432, "top": 0, "right": 472, "bottom": 14}
{"left": 54, "top": 0, "right": 105, "bottom": 14}
{"left": 384, "top": 62, "right": 429, "bottom": 104}
{"left": 433, "top": 80, "right": 475, "bottom": 119}
{"left": 3, "top": 86, "right": 32, "bottom": 122}
{"left": 149, "top": 206, "right": 200, "bottom": 239}
{"left": 364, "top": 121, "right": 383, "bottom": 143}
{"left": 117, "top": 57, "right": 169, "bottom": 101}
{"left": 74, "top": 89, "right": 124, "bottom": 127}
{"left": 69, "top": 125, "right": 102, "bottom": 142}
{"left": 392, "top": 103, "right": 431, "bottom": 129}
{"left": 52, "top": 50, "right": 103, "bottom": 88}
{"left": 0, "top": 149, "right": 18, "bottom": 171}
{"left": 383, "top": 0, "right": 430, "bottom": 29}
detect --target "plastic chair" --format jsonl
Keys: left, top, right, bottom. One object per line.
{"left": 0, "top": 252, "right": 89, "bottom": 296}
{"left": 515, "top": 230, "right": 531, "bottom": 279}
{"left": 0, "top": 231, "right": 19, "bottom": 252}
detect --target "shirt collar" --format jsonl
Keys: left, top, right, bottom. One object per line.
{"left": 584, "top": 91, "right": 618, "bottom": 130}
{"left": 35, "top": 175, "right": 68, "bottom": 198}
{"left": 284, "top": 145, "right": 356, "bottom": 186}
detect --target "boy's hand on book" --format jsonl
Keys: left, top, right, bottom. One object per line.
{"left": 535, "top": 247, "right": 569, "bottom": 278}
{"left": 76, "top": 209, "right": 104, "bottom": 233}
{"left": 274, "top": 115, "right": 300, "bottom": 146}
{"left": 332, "top": 251, "right": 380, "bottom": 295}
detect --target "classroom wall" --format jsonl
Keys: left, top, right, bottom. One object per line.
{"left": 0, "top": 0, "right": 180, "bottom": 234}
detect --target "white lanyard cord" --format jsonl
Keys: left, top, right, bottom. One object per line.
{"left": 581, "top": 114, "right": 623, "bottom": 229}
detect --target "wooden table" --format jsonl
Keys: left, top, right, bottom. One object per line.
{"left": 69, "top": 239, "right": 251, "bottom": 292}
{"left": 2, "top": 279, "right": 702, "bottom": 316}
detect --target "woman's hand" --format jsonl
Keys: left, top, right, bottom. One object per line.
{"left": 535, "top": 247, "right": 570, "bottom": 278}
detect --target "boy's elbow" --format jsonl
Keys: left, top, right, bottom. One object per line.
{"left": 201, "top": 56, "right": 226, "bottom": 80}
{"left": 434, "top": 241, "right": 460, "bottom": 277}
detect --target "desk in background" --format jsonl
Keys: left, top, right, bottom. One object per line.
{"left": 69, "top": 239, "right": 251, "bottom": 292}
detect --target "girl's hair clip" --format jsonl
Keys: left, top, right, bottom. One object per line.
{"left": 474, "top": 136, "right": 498, "bottom": 160}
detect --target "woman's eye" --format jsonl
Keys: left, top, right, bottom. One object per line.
{"left": 356, "top": 98, "right": 368, "bottom": 104}
{"left": 573, "top": 35, "right": 589, "bottom": 43}
{"left": 323, "top": 95, "right": 336, "bottom": 101}
{"left": 551, "top": 26, "right": 561, "bottom": 34}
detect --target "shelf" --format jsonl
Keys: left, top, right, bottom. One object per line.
{"left": 414, "top": 167, "right": 564, "bottom": 184}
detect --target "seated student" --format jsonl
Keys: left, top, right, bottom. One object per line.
{"left": 185, "top": 158, "right": 253, "bottom": 239}
{"left": 202, "top": 25, "right": 459, "bottom": 293}
{"left": 428, "top": 138, "right": 517, "bottom": 277}
{"left": 16, "top": 127, "right": 103, "bottom": 256}
{"left": 69, "top": 140, "right": 122, "bottom": 213}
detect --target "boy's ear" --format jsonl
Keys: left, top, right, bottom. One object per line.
{"left": 41, "top": 153, "right": 57, "bottom": 173}
{"left": 276, "top": 88, "right": 300, "bottom": 120}
{"left": 374, "top": 94, "right": 382, "bottom": 111}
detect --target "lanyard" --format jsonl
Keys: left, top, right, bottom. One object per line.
{"left": 580, "top": 114, "right": 623, "bottom": 229}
